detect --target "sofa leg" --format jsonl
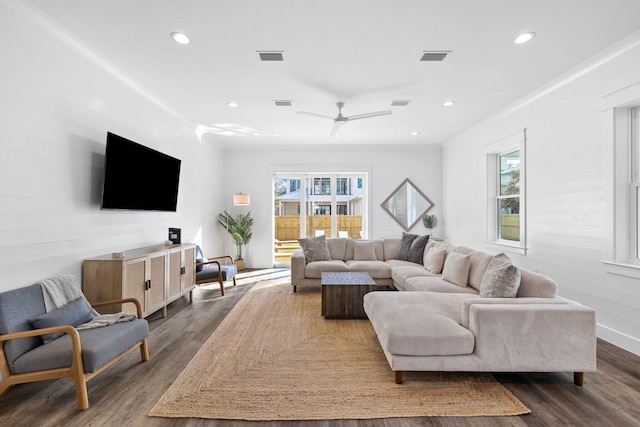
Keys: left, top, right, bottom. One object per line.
{"left": 233, "top": 276, "right": 237, "bottom": 287}
{"left": 395, "top": 371, "right": 403, "bottom": 384}
{"left": 574, "top": 372, "right": 584, "bottom": 386}
{"left": 293, "top": 285, "right": 297, "bottom": 293}
{"left": 219, "top": 279, "right": 225, "bottom": 296}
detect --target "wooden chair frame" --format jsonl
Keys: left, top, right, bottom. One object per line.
{"left": 0, "top": 298, "right": 149, "bottom": 411}
{"left": 194, "top": 255, "right": 237, "bottom": 297}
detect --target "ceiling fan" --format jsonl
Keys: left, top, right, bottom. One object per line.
{"left": 297, "top": 102, "right": 392, "bottom": 136}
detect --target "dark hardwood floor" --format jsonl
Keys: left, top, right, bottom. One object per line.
{"left": 1, "top": 268, "right": 639, "bottom": 427}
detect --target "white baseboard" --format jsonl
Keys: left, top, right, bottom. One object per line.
{"left": 597, "top": 323, "right": 640, "bottom": 356}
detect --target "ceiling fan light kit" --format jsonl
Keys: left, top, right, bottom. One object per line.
{"left": 297, "top": 102, "right": 392, "bottom": 136}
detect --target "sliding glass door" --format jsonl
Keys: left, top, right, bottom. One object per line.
{"left": 273, "top": 172, "right": 367, "bottom": 266}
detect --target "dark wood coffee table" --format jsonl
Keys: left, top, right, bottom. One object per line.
{"left": 321, "top": 272, "right": 378, "bottom": 319}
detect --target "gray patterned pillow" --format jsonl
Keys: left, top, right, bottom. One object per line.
{"left": 298, "top": 235, "right": 331, "bottom": 263}
{"left": 479, "top": 253, "right": 521, "bottom": 298}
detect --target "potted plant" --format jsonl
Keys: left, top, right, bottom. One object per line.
{"left": 217, "top": 211, "right": 253, "bottom": 270}
{"left": 422, "top": 214, "right": 438, "bottom": 239}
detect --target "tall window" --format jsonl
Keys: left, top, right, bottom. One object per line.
{"left": 498, "top": 151, "right": 520, "bottom": 241}
{"left": 631, "top": 108, "right": 640, "bottom": 259}
{"left": 486, "top": 130, "right": 526, "bottom": 252}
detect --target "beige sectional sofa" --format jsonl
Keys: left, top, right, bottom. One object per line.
{"left": 292, "top": 236, "right": 597, "bottom": 385}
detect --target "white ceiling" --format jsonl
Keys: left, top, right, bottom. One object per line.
{"left": 26, "top": 0, "right": 640, "bottom": 145}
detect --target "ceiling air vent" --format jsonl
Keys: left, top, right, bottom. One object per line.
{"left": 274, "top": 100, "right": 293, "bottom": 107}
{"left": 258, "top": 51, "right": 284, "bottom": 61}
{"left": 391, "top": 100, "right": 411, "bottom": 107}
{"left": 420, "top": 51, "right": 450, "bottom": 62}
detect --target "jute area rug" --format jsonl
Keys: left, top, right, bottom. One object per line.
{"left": 149, "top": 281, "right": 530, "bottom": 420}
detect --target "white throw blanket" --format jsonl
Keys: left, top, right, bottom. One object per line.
{"left": 37, "top": 274, "right": 137, "bottom": 329}
{"left": 77, "top": 312, "right": 137, "bottom": 330}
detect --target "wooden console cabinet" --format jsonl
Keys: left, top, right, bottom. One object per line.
{"left": 83, "top": 243, "right": 196, "bottom": 318}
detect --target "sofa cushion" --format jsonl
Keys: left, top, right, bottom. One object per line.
{"left": 304, "top": 260, "right": 349, "bottom": 278}
{"left": 382, "top": 238, "right": 401, "bottom": 261}
{"left": 345, "top": 239, "right": 383, "bottom": 261}
{"left": 298, "top": 235, "right": 331, "bottom": 262}
{"left": 12, "top": 319, "right": 149, "bottom": 374}
{"left": 480, "top": 253, "right": 521, "bottom": 298}
{"left": 396, "top": 232, "right": 418, "bottom": 260}
{"left": 404, "top": 277, "right": 479, "bottom": 294}
{"left": 363, "top": 292, "right": 475, "bottom": 356}
{"left": 353, "top": 240, "right": 377, "bottom": 261}
{"left": 345, "top": 260, "right": 391, "bottom": 279}
{"left": 326, "top": 238, "right": 348, "bottom": 260}
{"left": 391, "top": 265, "right": 438, "bottom": 290}
{"left": 442, "top": 252, "right": 471, "bottom": 288}
{"left": 29, "top": 298, "right": 95, "bottom": 344}
{"left": 407, "top": 234, "right": 430, "bottom": 264}
{"left": 424, "top": 246, "right": 447, "bottom": 274}
{"left": 454, "top": 247, "right": 493, "bottom": 291}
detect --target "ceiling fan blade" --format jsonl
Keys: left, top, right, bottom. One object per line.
{"left": 297, "top": 111, "right": 335, "bottom": 120}
{"left": 345, "top": 110, "right": 393, "bottom": 121}
{"left": 329, "top": 121, "right": 346, "bottom": 136}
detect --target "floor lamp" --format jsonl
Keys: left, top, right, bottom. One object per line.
{"left": 226, "top": 192, "right": 251, "bottom": 257}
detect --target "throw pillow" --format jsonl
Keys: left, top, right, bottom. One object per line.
{"left": 424, "top": 246, "right": 447, "bottom": 274}
{"left": 30, "top": 297, "right": 96, "bottom": 344}
{"left": 396, "top": 232, "right": 418, "bottom": 260}
{"left": 353, "top": 240, "right": 377, "bottom": 261}
{"left": 441, "top": 252, "right": 471, "bottom": 287}
{"left": 407, "top": 234, "right": 430, "bottom": 264}
{"left": 298, "top": 235, "right": 331, "bottom": 263}
{"left": 479, "top": 253, "right": 521, "bottom": 298}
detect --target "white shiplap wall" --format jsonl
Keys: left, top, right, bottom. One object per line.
{"left": 0, "top": 3, "right": 225, "bottom": 292}
{"left": 441, "top": 33, "right": 640, "bottom": 355}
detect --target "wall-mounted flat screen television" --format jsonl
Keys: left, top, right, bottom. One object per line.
{"left": 101, "top": 132, "right": 181, "bottom": 212}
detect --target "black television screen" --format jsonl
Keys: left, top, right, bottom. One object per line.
{"left": 101, "top": 132, "right": 181, "bottom": 212}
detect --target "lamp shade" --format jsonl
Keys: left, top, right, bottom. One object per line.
{"left": 233, "top": 193, "right": 250, "bottom": 206}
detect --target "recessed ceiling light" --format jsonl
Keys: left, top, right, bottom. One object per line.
{"left": 252, "top": 132, "right": 260, "bottom": 136}
{"left": 227, "top": 102, "right": 239, "bottom": 108}
{"left": 515, "top": 32, "right": 535, "bottom": 44}
{"left": 443, "top": 100, "right": 456, "bottom": 107}
{"left": 170, "top": 32, "right": 190, "bottom": 45}
{"left": 411, "top": 131, "right": 420, "bottom": 136}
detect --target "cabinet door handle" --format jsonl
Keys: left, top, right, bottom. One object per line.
{"left": 181, "top": 267, "right": 186, "bottom": 275}
{"left": 146, "top": 279, "right": 151, "bottom": 290}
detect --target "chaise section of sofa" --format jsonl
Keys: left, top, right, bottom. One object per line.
{"left": 363, "top": 242, "right": 597, "bottom": 385}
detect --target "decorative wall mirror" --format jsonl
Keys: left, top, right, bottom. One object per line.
{"left": 381, "top": 178, "right": 434, "bottom": 231}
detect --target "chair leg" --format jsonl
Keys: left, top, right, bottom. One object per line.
{"left": 219, "top": 277, "right": 225, "bottom": 296}
{"left": 72, "top": 373, "right": 89, "bottom": 410}
{"left": 140, "top": 339, "right": 150, "bottom": 362}
{"left": 233, "top": 276, "right": 237, "bottom": 287}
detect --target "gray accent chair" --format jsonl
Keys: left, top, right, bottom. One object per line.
{"left": 194, "top": 245, "right": 238, "bottom": 296}
{"left": 0, "top": 281, "right": 149, "bottom": 410}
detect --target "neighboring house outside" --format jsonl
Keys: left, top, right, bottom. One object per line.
{"left": 275, "top": 178, "right": 363, "bottom": 216}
